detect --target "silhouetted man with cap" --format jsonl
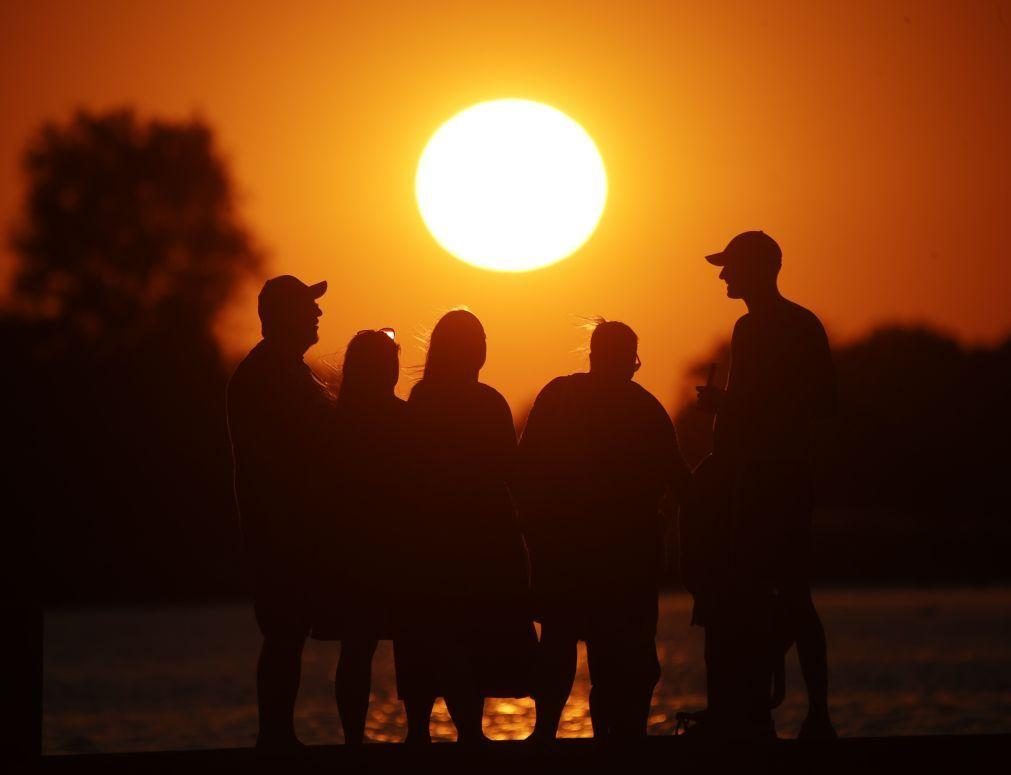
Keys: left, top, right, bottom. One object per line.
{"left": 517, "top": 320, "right": 693, "bottom": 741}
{"left": 696, "top": 231, "right": 837, "bottom": 739}
{"left": 227, "top": 275, "right": 332, "bottom": 753}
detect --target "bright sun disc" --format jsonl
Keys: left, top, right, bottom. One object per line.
{"left": 416, "top": 99, "right": 607, "bottom": 272}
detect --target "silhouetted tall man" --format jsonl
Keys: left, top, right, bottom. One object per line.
{"left": 226, "top": 275, "right": 331, "bottom": 753}
{"left": 518, "top": 321, "right": 693, "bottom": 740}
{"left": 696, "top": 231, "right": 837, "bottom": 739}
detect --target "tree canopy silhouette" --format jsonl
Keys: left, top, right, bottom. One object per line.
{"left": 11, "top": 108, "right": 260, "bottom": 348}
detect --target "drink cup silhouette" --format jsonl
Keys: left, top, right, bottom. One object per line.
{"left": 695, "top": 363, "right": 719, "bottom": 412}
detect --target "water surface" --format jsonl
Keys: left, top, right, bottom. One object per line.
{"left": 43, "top": 588, "right": 1011, "bottom": 753}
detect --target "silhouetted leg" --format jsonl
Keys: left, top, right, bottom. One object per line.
{"left": 728, "top": 470, "right": 791, "bottom": 739}
{"left": 609, "top": 688, "right": 654, "bottom": 739}
{"left": 776, "top": 488, "right": 835, "bottom": 737}
{"left": 531, "top": 621, "right": 578, "bottom": 740}
{"left": 760, "top": 468, "right": 833, "bottom": 735}
{"left": 588, "top": 683, "right": 611, "bottom": 739}
{"left": 628, "top": 602, "right": 662, "bottom": 739}
{"left": 588, "top": 610, "right": 659, "bottom": 740}
{"left": 703, "top": 600, "right": 772, "bottom": 739}
{"left": 706, "top": 617, "right": 743, "bottom": 734}
{"left": 336, "top": 638, "right": 378, "bottom": 745}
{"left": 257, "top": 633, "right": 306, "bottom": 749}
{"left": 439, "top": 636, "right": 486, "bottom": 743}
{"left": 782, "top": 585, "right": 833, "bottom": 733}
{"left": 739, "top": 598, "right": 776, "bottom": 738}
{"left": 393, "top": 635, "right": 437, "bottom": 743}
{"left": 585, "top": 635, "right": 614, "bottom": 739}
{"left": 404, "top": 696, "right": 435, "bottom": 744}
{"left": 703, "top": 623, "right": 727, "bottom": 718}
{"left": 445, "top": 692, "right": 485, "bottom": 743}
{"left": 611, "top": 658, "right": 658, "bottom": 739}
{"left": 396, "top": 642, "right": 437, "bottom": 743}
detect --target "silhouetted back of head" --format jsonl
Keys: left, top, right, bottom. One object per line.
{"left": 339, "top": 329, "right": 400, "bottom": 403}
{"left": 589, "top": 319, "right": 639, "bottom": 381}
{"left": 424, "top": 309, "right": 487, "bottom": 383}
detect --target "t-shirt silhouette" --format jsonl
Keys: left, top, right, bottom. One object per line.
{"left": 517, "top": 373, "right": 682, "bottom": 611}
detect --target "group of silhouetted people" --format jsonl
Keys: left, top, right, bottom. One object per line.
{"left": 226, "top": 230, "right": 839, "bottom": 753}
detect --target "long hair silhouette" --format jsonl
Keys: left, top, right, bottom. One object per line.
{"left": 422, "top": 309, "right": 486, "bottom": 383}
{"left": 338, "top": 329, "right": 400, "bottom": 405}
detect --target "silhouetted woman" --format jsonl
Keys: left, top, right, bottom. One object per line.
{"left": 395, "top": 309, "right": 536, "bottom": 744}
{"left": 312, "top": 328, "right": 407, "bottom": 745}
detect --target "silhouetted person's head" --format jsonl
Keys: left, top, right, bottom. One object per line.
{"left": 589, "top": 319, "right": 640, "bottom": 381}
{"left": 258, "top": 275, "right": 326, "bottom": 353}
{"left": 424, "top": 309, "right": 487, "bottom": 383}
{"left": 706, "top": 231, "right": 782, "bottom": 301}
{"left": 339, "top": 328, "right": 400, "bottom": 402}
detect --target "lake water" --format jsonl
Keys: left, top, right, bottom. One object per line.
{"left": 43, "top": 588, "right": 1011, "bottom": 754}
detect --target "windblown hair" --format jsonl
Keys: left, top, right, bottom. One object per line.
{"left": 588, "top": 318, "right": 638, "bottom": 374}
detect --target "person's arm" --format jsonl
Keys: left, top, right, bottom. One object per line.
{"left": 788, "top": 319, "right": 838, "bottom": 463}
{"left": 515, "top": 381, "right": 563, "bottom": 522}
{"left": 515, "top": 380, "right": 561, "bottom": 476}
{"left": 658, "top": 407, "right": 697, "bottom": 512}
{"left": 809, "top": 320, "right": 838, "bottom": 420}
{"left": 668, "top": 436, "right": 695, "bottom": 508}
{"left": 487, "top": 388, "right": 519, "bottom": 490}
{"left": 265, "top": 368, "right": 336, "bottom": 522}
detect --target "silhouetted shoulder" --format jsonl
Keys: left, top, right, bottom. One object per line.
{"left": 624, "top": 382, "right": 678, "bottom": 440}
{"left": 408, "top": 379, "right": 514, "bottom": 429}
{"left": 734, "top": 312, "right": 753, "bottom": 329}
{"left": 406, "top": 380, "right": 424, "bottom": 402}
{"left": 227, "top": 342, "right": 281, "bottom": 418}
{"left": 407, "top": 379, "right": 445, "bottom": 405}
{"left": 732, "top": 313, "right": 754, "bottom": 341}
{"left": 629, "top": 380, "right": 673, "bottom": 414}
{"left": 782, "top": 299, "right": 828, "bottom": 336}
{"left": 532, "top": 374, "right": 584, "bottom": 404}
{"left": 537, "top": 375, "right": 574, "bottom": 395}
{"left": 474, "top": 381, "right": 516, "bottom": 426}
{"left": 474, "top": 380, "right": 510, "bottom": 406}
{"left": 229, "top": 342, "right": 267, "bottom": 390}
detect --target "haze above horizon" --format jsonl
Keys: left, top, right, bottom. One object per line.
{"left": 2, "top": 0, "right": 1009, "bottom": 413}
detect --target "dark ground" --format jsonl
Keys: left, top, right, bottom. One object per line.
{"left": 36, "top": 735, "right": 1011, "bottom": 775}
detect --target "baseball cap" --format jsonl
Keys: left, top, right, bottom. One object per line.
{"left": 257, "top": 275, "right": 327, "bottom": 322}
{"left": 705, "top": 231, "right": 782, "bottom": 269}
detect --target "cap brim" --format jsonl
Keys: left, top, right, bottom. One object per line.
{"left": 705, "top": 252, "right": 728, "bottom": 266}
{"left": 308, "top": 280, "right": 327, "bottom": 298}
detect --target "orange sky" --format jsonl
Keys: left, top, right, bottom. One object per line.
{"left": 3, "top": 0, "right": 1010, "bottom": 415}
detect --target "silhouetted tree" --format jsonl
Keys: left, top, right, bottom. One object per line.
{"left": 6, "top": 108, "right": 262, "bottom": 603}
{"left": 11, "top": 108, "right": 260, "bottom": 348}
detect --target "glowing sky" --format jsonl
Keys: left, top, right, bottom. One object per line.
{"left": 2, "top": 0, "right": 1009, "bottom": 415}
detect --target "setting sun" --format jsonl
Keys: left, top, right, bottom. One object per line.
{"left": 416, "top": 99, "right": 607, "bottom": 272}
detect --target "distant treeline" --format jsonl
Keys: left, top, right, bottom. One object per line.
{"left": 5, "top": 108, "right": 1010, "bottom": 604}
{"left": 674, "top": 328, "right": 1011, "bottom": 585}
{"left": 12, "top": 317, "right": 1010, "bottom": 604}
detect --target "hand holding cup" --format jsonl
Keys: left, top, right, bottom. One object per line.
{"left": 695, "top": 363, "right": 725, "bottom": 413}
